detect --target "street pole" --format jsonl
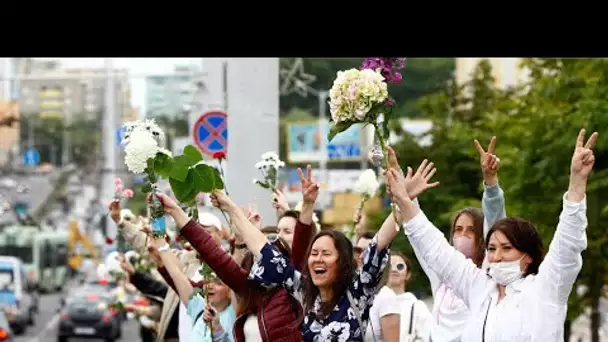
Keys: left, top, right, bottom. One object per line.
{"left": 62, "top": 100, "right": 71, "bottom": 166}
{"left": 318, "top": 90, "right": 328, "bottom": 207}
{"left": 102, "top": 58, "right": 119, "bottom": 251}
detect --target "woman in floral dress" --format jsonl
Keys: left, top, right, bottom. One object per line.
{"left": 211, "top": 150, "right": 438, "bottom": 342}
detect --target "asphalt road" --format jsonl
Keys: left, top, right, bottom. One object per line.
{"left": 13, "top": 286, "right": 140, "bottom": 342}
{"left": 0, "top": 174, "right": 54, "bottom": 225}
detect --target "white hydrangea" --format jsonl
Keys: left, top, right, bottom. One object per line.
{"left": 124, "top": 128, "right": 159, "bottom": 174}
{"left": 329, "top": 68, "right": 388, "bottom": 123}
{"left": 354, "top": 169, "right": 379, "bottom": 198}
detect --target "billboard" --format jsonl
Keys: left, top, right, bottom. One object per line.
{"left": 286, "top": 120, "right": 366, "bottom": 163}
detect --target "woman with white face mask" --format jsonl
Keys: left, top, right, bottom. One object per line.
{"left": 389, "top": 137, "right": 506, "bottom": 341}
{"left": 388, "top": 129, "right": 597, "bottom": 341}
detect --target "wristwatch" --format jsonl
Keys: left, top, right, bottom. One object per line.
{"left": 235, "top": 243, "right": 247, "bottom": 249}
{"left": 158, "top": 244, "right": 171, "bottom": 253}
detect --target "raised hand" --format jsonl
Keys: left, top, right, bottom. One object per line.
{"left": 272, "top": 189, "right": 290, "bottom": 215}
{"left": 146, "top": 192, "right": 180, "bottom": 215}
{"left": 202, "top": 304, "right": 221, "bottom": 332}
{"left": 571, "top": 128, "right": 598, "bottom": 179}
{"left": 119, "top": 256, "right": 135, "bottom": 275}
{"left": 474, "top": 136, "right": 500, "bottom": 185}
{"left": 405, "top": 159, "right": 440, "bottom": 199}
{"left": 209, "top": 190, "right": 234, "bottom": 211}
{"left": 108, "top": 200, "right": 121, "bottom": 223}
{"left": 386, "top": 168, "right": 409, "bottom": 203}
{"left": 297, "top": 164, "right": 319, "bottom": 204}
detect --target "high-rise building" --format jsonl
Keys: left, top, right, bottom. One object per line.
{"left": 19, "top": 63, "right": 131, "bottom": 121}
{"left": 455, "top": 58, "right": 530, "bottom": 89}
{"left": 145, "top": 64, "right": 197, "bottom": 118}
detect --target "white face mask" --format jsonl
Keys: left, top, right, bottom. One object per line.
{"left": 487, "top": 256, "right": 524, "bottom": 286}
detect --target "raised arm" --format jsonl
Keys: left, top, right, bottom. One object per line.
{"left": 537, "top": 129, "right": 596, "bottom": 305}
{"left": 210, "top": 191, "right": 269, "bottom": 256}
{"left": 292, "top": 165, "right": 319, "bottom": 271}
{"left": 152, "top": 237, "right": 194, "bottom": 305}
{"left": 474, "top": 136, "right": 507, "bottom": 236}
{"left": 109, "top": 200, "right": 149, "bottom": 255}
{"left": 387, "top": 168, "right": 490, "bottom": 307}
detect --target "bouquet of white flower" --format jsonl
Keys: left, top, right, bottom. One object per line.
{"left": 253, "top": 151, "right": 285, "bottom": 193}
{"left": 121, "top": 119, "right": 225, "bottom": 238}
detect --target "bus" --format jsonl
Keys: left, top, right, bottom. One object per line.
{"left": 0, "top": 225, "right": 69, "bottom": 293}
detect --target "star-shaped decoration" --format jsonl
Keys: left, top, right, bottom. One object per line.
{"left": 280, "top": 58, "right": 317, "bottom": 97}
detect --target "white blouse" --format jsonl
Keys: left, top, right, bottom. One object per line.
{"left": 243, "top": 314, "right": 263, "bottom": 342}
{"left": 402, "top": 193, "right": 587, "bottom": 342}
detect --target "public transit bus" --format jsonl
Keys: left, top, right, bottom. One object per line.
{"left": 0, "top": 225, "right": 69, "bottom": 293}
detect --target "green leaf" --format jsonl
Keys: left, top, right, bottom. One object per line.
{"left": 192, "top": 164, "right": 216, "bottom": 193}
{"left": 141, "top": 182, "right": 152, "bottom": 193}
{"left": 255, "top": 180, "right": 270, "bottom": 189}
{"left": 169, "top": 177, "right": 194, "bottom": 203}
{"left": 183, "top": 145, "right": 203, "bottom": 165}
{"left": 170, "top": 155, "right": 191, "bottom": 182}
{"left": 328, "top": 121, "right": 354, "bottom": 142}
{"left": 212, "top": 168, "right": 224, "bottom": 190}
{"left": 154, "top": 153, "right": 174, "bottom": 178}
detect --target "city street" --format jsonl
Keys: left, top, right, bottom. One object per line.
{"left": 14, "top": 284, "right": 140, "bottom": 342}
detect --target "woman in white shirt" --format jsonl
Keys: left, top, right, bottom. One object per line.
{"left": 388, "top": 129, "right": 597, "bottom": 341}
{"left": 386, "top": 252, "right": 432, "bottom": 342}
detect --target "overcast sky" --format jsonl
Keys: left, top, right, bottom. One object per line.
{"left": 41, "top": 58, "right": 202, "bottom": 115}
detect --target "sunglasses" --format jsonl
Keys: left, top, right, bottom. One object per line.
{"left": 394, "top": 263, "right": 406, "bottom": 271}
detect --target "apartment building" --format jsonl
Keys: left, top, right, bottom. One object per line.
{"left": 455, "top": 58, "right": 530, "bottom": 89}
{"left": 145, "top": 64, "right": 198, "bottom": 118}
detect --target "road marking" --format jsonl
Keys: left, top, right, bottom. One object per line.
{"left": 27, "top": 313, "right": 59, "bottom": 342}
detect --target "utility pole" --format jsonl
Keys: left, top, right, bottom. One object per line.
{"left": 102, "top": 58, "right": 118, "bottom": 249}
{"left": 317, "top": 90, "right": 328, "bottom": 206}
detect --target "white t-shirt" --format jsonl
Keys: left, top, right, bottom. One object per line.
{"left": 364, "top": 286, "right": 401, "bottom": 342}
{"left": 178, "top": 302, "right": 193, "bottom": 341}
{"left": 396, "top": 292, "right": 432, "bottom": 342}
{"left": 243, "top": 314, "right": 263, "bottom": 341}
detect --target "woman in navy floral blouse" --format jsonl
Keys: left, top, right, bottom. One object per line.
{"left": 209, "top": 154, "right": 439, "bottom": 342}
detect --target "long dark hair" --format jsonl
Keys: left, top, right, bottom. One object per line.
{"left": 236, "top": 237, "right": 292, "bottom": 316}
{"left": 486, "top": 218, "right": 544, "bottom": 276}
{"left": 449, "top": 207, "right": 486, "bottom": 267}
{"left": 302, "top": 230, "right": 356, "bottom": 318}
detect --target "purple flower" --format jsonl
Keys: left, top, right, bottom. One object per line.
{"left": 361, "top": 57, "right": 406, "bottom": 84}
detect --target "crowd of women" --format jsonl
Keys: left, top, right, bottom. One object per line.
{"left": 107, "top": 128, "right": 597, "bottom": 342}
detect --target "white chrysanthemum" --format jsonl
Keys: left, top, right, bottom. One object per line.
{"left": 105, "top": 251, "right": 123, "bottom": 273}
{"left": 124, "top": 128, "right": 159, "bottom": 174}
{"left": 261, "top": 151, "right": 280, "bottom": 161}
{"left": 354, "top": 169, "right": 379, "bottom": 198}
{"left": 329, "top": 68, "right": 388, "bottom": 123}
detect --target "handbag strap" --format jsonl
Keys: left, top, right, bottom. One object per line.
{"left": 346, "top": 290, "right": 376, "bottom": 342}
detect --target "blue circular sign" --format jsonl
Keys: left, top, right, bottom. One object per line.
{"left": 193, "top": 111, "right": 228, "bottom": 157}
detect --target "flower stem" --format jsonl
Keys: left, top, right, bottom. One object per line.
{"left": 218, "top": 161, "right": 229, "bottom": 196}
{"left": 374, "top": 124, "right": 399, "bottom": 225}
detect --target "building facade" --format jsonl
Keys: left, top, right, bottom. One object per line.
{"left": 455, "top": 58, "right": 530, "bottom": 89}
{"left": 145, "top": 64, "right": 197, "bottom": 118}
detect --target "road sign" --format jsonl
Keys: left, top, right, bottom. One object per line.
{"left": 193, "top": 111, "right": 228, "bottom": 157}
{"left": 23, "top": 148, "right": 40, "bottom": 166}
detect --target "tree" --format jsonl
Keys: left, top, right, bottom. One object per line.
{"left": 377, "top": 58, "right": 608, "bottom": 340}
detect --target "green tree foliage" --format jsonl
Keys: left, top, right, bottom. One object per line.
{"left": 367, "top": 58, "right": 607, "bottom": 340}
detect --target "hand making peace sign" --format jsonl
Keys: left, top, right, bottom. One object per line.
{"left": 571, "top": 128, "right": 598, "bottom": 180}
{"left": 387, "top": 146, "right": 440, "bottom": 199}
{"left": 474, "top": 136, "right": 500, "bottom": 185}
{"left": 297, "top": 164, "right": 319, "bottom": 204}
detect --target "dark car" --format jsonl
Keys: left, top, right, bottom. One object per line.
{"left": 57, "top": 294, "right": 121, "bottom": 342}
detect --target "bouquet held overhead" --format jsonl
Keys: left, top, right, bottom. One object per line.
{"left": 121, "top": 119, "right": 226, "bottom": 237}
{"left": 328, "top": 57, "right": 406, "bottom": 228}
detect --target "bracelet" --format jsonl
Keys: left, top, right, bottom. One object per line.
{"left": 235, "top": 243, "right": 247, "bottom": 249}
{"left": 158, "top": 244, "right": 171, "bottom": 253}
